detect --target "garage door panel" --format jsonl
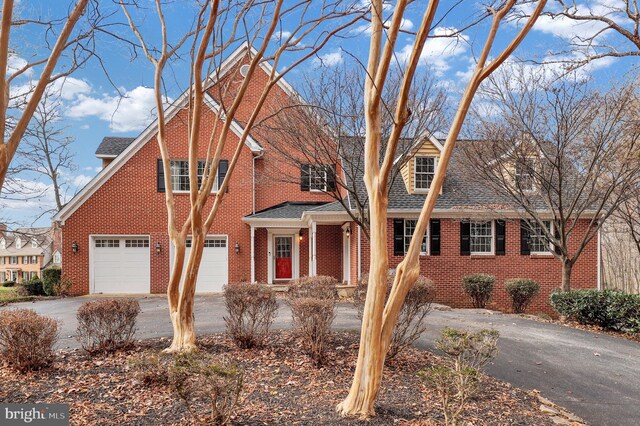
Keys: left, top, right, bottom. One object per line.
{"left": 179, "top": 237, "right": 228, "bottom": 293}
{"left": 93, "top": 237, "right": 150, "bottom": 294}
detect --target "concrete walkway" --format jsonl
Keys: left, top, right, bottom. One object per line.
{"left": 3, "top": 295, "right": 639, "bottom": 426}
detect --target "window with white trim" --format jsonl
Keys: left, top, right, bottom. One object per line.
{"left": 528, "top": 220, "right": 552, "bottom": 253}
{"left": 404, "top": 219, "right": 428, "bottom": 255}
{"left": 170, "top": 160, "right": 218, "bottom": 192}
{"left": 15, "top": 237, "right": 21, "bottom": 249}
{"left": 515, "top": 158, "right": 535, "bottom": 191}
{"left": 9, "top": 256, "right": 18, "bottom": 264}
{"left": 31, "top": 239, "right": 38, "bottom": 248}
{"left": 470, "top": 221, "right": 493, "bottom": 254}
{"left": 95, "top": 239, "right": 119, "bottom": 248}
{"left": 414, "top": 156, "right": 436, "bottom": 191}
{"left": 309, "top": 164, "right": 327, "bottom": 192}
{"left": 53, "top": 251, "right": 61, "bottom": 264}
{"left": 0, "top": 238, "right": 5, "bottom": 249}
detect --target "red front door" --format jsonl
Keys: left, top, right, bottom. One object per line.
{"left": 275, "top": 236, "right": 292, "bottom": 280}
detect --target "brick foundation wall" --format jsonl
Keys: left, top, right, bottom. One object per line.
{"left": 358, "top": 218, "right": 598, "bottom": 314}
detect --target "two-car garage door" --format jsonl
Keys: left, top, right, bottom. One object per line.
{"left": 92, "top": 237, "right": 150, "bottom": 294}
{"left": 91, "top": 235, "right": 229, "bottom": 294}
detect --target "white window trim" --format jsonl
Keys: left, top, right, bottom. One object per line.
{"left": 403, "top": 219, "right": 429, "bottom": 256}
{"left": 413, "top": 156, "right": 437, "bottom": 193}
{"left": 470, "top": 220, "right": 495, "bottom": 255}
{"left": 170, "top": 159, "right": 220, "bottom": 194}
{"left": 31, "top": 239, "right": 38, "bottom": 248}
{"left": 0, "top": 238, "right": 4, "bottom": 249}
{"left": 529, "top": 220, "right": 554, "bottom": 255}
{"left": 15, "top": 237, "right": 21, "bottom": 249}
{"left": 53, "top": 251, "right": 62, "bottom": 264}
{"left": 308, "top": 164, "right": 328, "bottom": 192}
{"left": 515, "top": 157, "right": 536, "bottom": 192}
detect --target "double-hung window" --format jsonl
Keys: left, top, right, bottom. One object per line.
{"left": 170, "top": 160, "right": 218, "bottom": 192}
{"left": 515, "top": 158, "right": 535, "bottom": 191}
{"left": 528, "top": 220, "right": 552, "bottom": 253}
{"left": 470, "top": 221, "right": 493, "bottom": 254}
{"left": 309, "top": 165, "right": 328, "bottom": 192}
{"left": 414, "top": 156, "right": 436, "bottom": 191}
{"left": 403, "top": 219, "right": 428, "bottom": 255}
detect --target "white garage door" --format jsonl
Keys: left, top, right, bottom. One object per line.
{"left": 92, "top": 237, "right": 150, "bottom": 294}
{"left": 178, "top": 236, "right": 228, "bottom": 293}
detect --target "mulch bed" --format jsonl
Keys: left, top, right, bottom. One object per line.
{"left": 517, "top": 314, "right": 640, "bottom": 343}
{"left": 0, "top": 331, "right": 556, "bottom": 425}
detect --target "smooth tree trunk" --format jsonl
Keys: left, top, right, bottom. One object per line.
{"left": 561, "top": 259, "right": 573, "bottom": 292}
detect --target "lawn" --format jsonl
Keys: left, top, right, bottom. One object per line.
{"left": 0, "top": 285, "right": 37, "bottom": 305}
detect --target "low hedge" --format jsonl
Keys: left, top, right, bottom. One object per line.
{"left": 2, "top": 280, "right": 15, "bottom": 287}
{"left": 550, "top": 289, "right": 640, "bottom": 333}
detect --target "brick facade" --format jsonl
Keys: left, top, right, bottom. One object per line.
{"left": 357, "top": 218, "right": 597, "bottom": 314}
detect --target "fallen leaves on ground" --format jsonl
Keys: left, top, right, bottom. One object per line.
{"left": 0, "top": 331, "right": 555, "bottom": 425}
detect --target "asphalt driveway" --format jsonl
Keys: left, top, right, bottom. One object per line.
{"left": 2, "top": 295, "right": 639, "bottom": 426}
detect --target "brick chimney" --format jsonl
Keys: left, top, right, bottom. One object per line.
{"left": 0, "top": 223, "right": 6, "bottom": 238}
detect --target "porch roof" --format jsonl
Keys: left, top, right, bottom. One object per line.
{"left": 245, "top": 202, "right": 329, "bottom": 220}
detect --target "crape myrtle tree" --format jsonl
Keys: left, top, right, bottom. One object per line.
{"left": 0, "top": 0, "right": 101, "bottom": 193}
{"left": 337, "top": 0, "right": 546, "bottom": 419}
{"left": 461, "top": 68, "right": 640, "bottom": 292}
{"left": 261, "top": 62, "right": 448, "bottom": 237}
{"left": 119, "top": 0, "right": 365, "bottom": 353}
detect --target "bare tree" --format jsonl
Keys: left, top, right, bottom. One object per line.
{"left": 461, "top": 67, "right": 640, "bottom": 292}
{"left": 0, "top": 0, "right": 104, "bottom": 193}
{"left": 16, "top": 88, "right": 76, "bottom": 214}
{"left": 261, "top": 62, "right": 448, "bottom": 237}
{"left": 337, "top": 0, "right": 546, "bottom": 419}
{"left": 120, "top": 0, "right": 364, "bottom": 353}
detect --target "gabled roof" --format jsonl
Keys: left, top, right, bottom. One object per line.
{"left": 54, "top": 43, "right": 299, "bottom": 225}
{"left": 95, "top": 137, "right": 136, "bottom": 158}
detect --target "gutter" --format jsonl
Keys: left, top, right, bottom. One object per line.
{"left": 252, "top": 150, "right": 265, "bottom": 214}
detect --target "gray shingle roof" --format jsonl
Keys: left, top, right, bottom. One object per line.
{"left": 95, "top": 137, "right": 136, "bottom": 157}
{"left": 247, "top": 202, "right": 329, "bottom": 219}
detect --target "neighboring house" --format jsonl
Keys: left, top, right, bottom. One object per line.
{"left": 0, "top": 224, "right": 61, "bottom": 283}
{"left": 53, "top": 44, "right": 598, "bottom": 313}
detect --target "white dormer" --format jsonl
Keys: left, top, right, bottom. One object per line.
{"left": 15, "top": 237, "right": 21, "bottom": 249}
{"left": 53, "top": 250, "right": 62, "bottom": 265}
{"left": 0, "top": 238, "right": 4, "bottom": 249}
{"left": 398, "top": 134, "right": 443, "bottom": 194}
{"left": 31, "top": 238, "right": 38, "bottom": 248}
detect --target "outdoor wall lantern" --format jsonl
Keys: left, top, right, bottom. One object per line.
{"left": 156, "top": 242, "right": 162, "bottom": 254}
{"left": 235, "top": 242, "right": 240, "bottom": 254}
{"left": 345, "top": 226, "right": 351, "bottom": 237}
{"left": 72, "top": 241, "right": 79, "bottom": 254}
{"left": 299, "top": 229, "right": 304, "bottom": 241}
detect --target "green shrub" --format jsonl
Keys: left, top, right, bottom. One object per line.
{"left": 505, "top": 279, "right": 540, "bottom": 313}
{"left": 22, "top": 278, "right": 45, "bottom": 296}
{"left": 2, "top": 280, "right": 15, "bottom": 287}
{"left": 462, "top": 274, "right": 495, "bottom": 308}
{"left": 76, "top": 298, "right": 141, "bottom": 354}
{"left": 42, "top": 267, "right": 62, "bottom": 296}
{"left": 550, "top": 289, "right": 640, "bottom": 332}
{"left": 0, "top": 309, "right": 59, "bottom": 372}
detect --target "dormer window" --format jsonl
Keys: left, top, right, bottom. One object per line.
{"left": 515, "top": 158, "right": 535, "bottom": 191}
{"left": 15, "top": 237, "right": 21, "bottom": 249}
{"left": 53, "top": 251, "right": 62, "bottom": 264}
{"left": 31, "top": 239, "right": 38, "bottom": 248}
{"left": 414, "top": 156, "right": 437, "bottom": 191}
{"left": 0, "top": 238, "right": 4, "bottom": 249}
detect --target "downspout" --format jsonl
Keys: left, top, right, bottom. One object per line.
{"left": 357, "top": 224, "right": 361, "bottom": 280}
{"left": 252, "top": 150, "right": 265, "bottom": 214}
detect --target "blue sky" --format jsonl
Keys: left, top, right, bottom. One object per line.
{"left": 2, "top": 0, "right": 637, "bottom": 227}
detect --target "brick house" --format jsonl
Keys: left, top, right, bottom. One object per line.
{"left": 0, "top": 224, "right": 61, "bottom": 283}
{"left": 53, "top": 44, "right": 599, "bottom": 312}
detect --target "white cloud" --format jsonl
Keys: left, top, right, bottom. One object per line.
{"left": 313, "top": 50, "right": 344, "bottom": 67}
{"left": 51, "top": 77, "right": 92, "bottom": 101}
{"left": 518, "top": 1, "right": 610, "bottom": 42}
{"left": 272, "top": 30, "right": 292, "bottom": 40}
{"left": 7, "top": 53, "right": 32, "bottom": 78}
{"left": 73, "top": 174, "right": 93, "bottom": 187}
{"left": 397, "top": 27, "right": 469, "bottom": 75}
{"left": 66, "top": 86, "right": 166, "bottom": 132}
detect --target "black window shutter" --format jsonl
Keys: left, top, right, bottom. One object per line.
{"left": 300, "top": 164, "right": 310, "bottom": 191}
{"left": 157, "top": 159, "right": 165, "bottom": 193}
{"left": 430, "top": 219, "right": 441, "bottom": 256}
{"left": 520, "top": 220, "right": 531, "bottom": 255}
{"left": 393, "top": 219, "right": 405, "bottom": 256}
{"left": 460, "top": 221, "right": 470, "bottom": 256}
{"left": 218, "top": 160, "right": 229, "bottom": 193}
{"left": 326, "top": 164, "right": 337, "bottom": 191}
{"left": 495, "top": 220, "right": 506, "bottom": 255}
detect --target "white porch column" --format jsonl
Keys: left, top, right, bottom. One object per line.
{"left": 310, "top": 221, "right": 317, "bottom": 276}
{"left": 250, "top": 225, "right": 256, "bottom": 283}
